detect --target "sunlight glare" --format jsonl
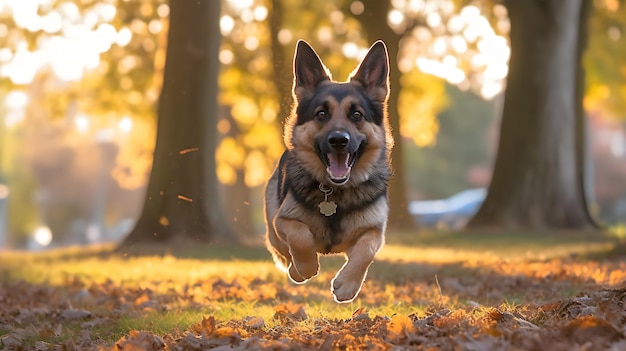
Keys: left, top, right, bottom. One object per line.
{"left": 41, "top": 11, "right": 62, "bottom": 34}
{"left": 4, "top": 90, "right": 28, "bottom": 110}
{"left": 157, "top": 4, "right": 170, "bottom": 18}
{"left": 463, "top": 25, "right": 479, "bottom": 43}
{"left": 451, "top": 35, "right": 467, "bottom": 53}
{"left": 342, "top": 42, "right": 359, "bottom": 58}
{"left": 407, "top": 0, "right": 424, "bottom": 13}
{"left": 442, "top": 55, "right": 457, "bottom": 67}
{"left": 219, "top": 49, "right": 234, "bottom": 65}
{"left": 426, "top": 12, "right": 441, "bottom": 28}
{"left": 119, "top": 116, "right": 133, "bottom": 133}
{"left": 413, "top": 26, "right": 431, "bottom": 41}
{"left": 432, "top": 37, "right": 447, "bottom": 56}
{"left": 244, "top": 36, "right": 259, "bottom": 51}
{"left": 253, "top": 6, "right": 268, "bottom": 21}
{"left": 480, "top": 82, "right": 503, "bottom": 100}
{"left": 96, "top": 3, "right": 116, "bottom": 22}
{"left": 278, "top": 29, "right": 292, "bottom": 45}
{"left": 47, "top": 39, "right": 92, "bottom": 81}
{"left": 75, "top": 114, "right": 89, "bottom": 133}
{"left": 447, "top": 15, "right": 464, "bottom": 33}
{"left": 416, "top": 57, "right": 465, "bottom": 85}
{"left": 227, "top": 0, "right": 253, "bottom": 13}
{"left": 220, "top": 15, "right": 235, "bottom": 35}
{"left": 11, "top": 0, "right": 39, "bottom": 31}
{"left": 116, "top": 27, "right": 132, "bottom": 46}
{"left": 95, "top": 23, "right": 117, "bottom": 52}
{"left": 388, "top": 9, "right": 404, "bottom": 27}
{"left": 317, "top": 26, "right": 333, "bottom": 44}
{"left": 477, "top": 35, "right": 510, "bottom": 61}
{"left": 34, "top": 226, "right": 53, "bottom": 247}
{"left": 350, "top": 1, "right": 364, "bottom": 15}
{"left": 0, "top": 48, "right": 11, "bottom": 62}
{"left": 241, "top": 9, "right": 254, "bottom": 23}
{"left": 483, "top": 61, "right": 509, "bottom": 81}
{"left": 460, "top": 5, "right": 480, "bottom": 20}
{"left": 148, "top": 19, "right": 162, "bottom": 34}
{"left": 3, "top": 48, "right": 39, "bottom": 84}
{"left": 330, "top": 10, "right": 344, "bottom": 25}
{"left": 59, "top": 2, "right": 80, "bottom": 21}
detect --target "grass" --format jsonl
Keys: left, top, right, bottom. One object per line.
{"left": 0, "top": 229, "right": 621, "bottom": 349}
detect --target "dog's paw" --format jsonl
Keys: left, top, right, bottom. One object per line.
{"left": 291, "top": 259, "right": 319, "bottom": 281}
{"left": 331, "top": 276, "right": 363, "bottom": 303}
{"left": 288, "top": 264, "right": 308, "bottom": 284}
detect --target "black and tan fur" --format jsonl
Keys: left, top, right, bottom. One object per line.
{"left": 264, "top": 40, "right": 393, "bottom": 303}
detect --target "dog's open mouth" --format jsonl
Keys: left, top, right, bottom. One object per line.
{"left": 326, "top": 152, "right": 355, "bottom": 185}
{"left": 323, "top": 142, "right": 364, "bottom": 185}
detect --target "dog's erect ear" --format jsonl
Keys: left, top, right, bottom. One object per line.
{"left": 293, "top": 40, "right": 331, "bottom": 100}
{"left": 351, "top": 41, "right": 389, "bottom": 103}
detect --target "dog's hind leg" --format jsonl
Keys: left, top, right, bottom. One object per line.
{"left": 275, "top": 218, "right": 320, "bottom": 283}
{"left": 331, "top": 229, "right": 384, "bottom": 303}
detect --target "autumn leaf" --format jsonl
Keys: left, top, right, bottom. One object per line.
{"left": 115, "top": 330, "right": 166, "bottom": 351}
{"left": 386, "top": 314, "right": 416, "bottom": 343}
{"left": 273, "top": 302, "right": 308, "bottom": 324}
{"left": 562, "top": 316, "right": 623, "bottom": 345}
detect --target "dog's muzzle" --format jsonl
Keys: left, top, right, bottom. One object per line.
{"left": 322, "top": 131, "right": 361, "bottom": 185}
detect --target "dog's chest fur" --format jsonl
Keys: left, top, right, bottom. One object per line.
{"left": 274, "top": 151, "right": 389, "bottom": 253}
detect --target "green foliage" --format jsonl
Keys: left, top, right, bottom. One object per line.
{"left": 585, "top": 0, "right": 626, "bottom": 117}
{"left": 405, "top": 84, "right": 496, "bottom": 198}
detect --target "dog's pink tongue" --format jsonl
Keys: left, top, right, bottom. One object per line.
{"left": 327, "top": 153, "right": 351, "bottom": 179}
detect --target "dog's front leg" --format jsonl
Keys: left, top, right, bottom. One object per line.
{"left": 274, "top": 217, "right": 320, "bottom": 283}
{"left": 331, "top": 229, "right": 384, "bottom": 303}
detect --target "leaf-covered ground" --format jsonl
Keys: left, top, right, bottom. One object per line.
{"left": 1, "top": 231, "right": 626, "bottom": 350}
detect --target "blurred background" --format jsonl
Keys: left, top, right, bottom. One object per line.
{"left": 0, "top": 0, "right": 624, "bottom": 249}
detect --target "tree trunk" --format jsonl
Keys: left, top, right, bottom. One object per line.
{"left": 119, "top": 0, "right": 233, "bottom": 248}
{"left": 357, "top": 0, "right": 415, "bottom": 230}
{"left": 468, "top": 0, "right": 597, "bottom": 230}
{"left": 269, "top": 0, "right": 293, "bottom": 129}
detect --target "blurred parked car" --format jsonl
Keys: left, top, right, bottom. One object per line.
{"left": 408, "top": 188, "right": 487, "bottom": 229}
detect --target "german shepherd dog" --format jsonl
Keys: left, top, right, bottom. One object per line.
{"left": 264, "top": 40, "right": 392, "bottom": 303}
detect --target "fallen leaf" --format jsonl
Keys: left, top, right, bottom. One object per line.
{"left": 244, "top": 316, "right": 265, "bottom": 329}
{"left": 351, "top": 307, "right": 370, "bottom": 321}
{"left": 562, "top": 315, "right": 623, "bottom": 345}
{"left": 61, "top": 308, "right": 92, "bottom": 321}
{"left": 273, "top": 302, "right": 307, "bottom": 324}
{"left": 115, "top": 330, "right": 166, "bottom": 351}
{"left": 387, "top": 314, "right": 415, "bottom": 343}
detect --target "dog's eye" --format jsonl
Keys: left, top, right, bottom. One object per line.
{"left": 316, "top": 110, "right": 329, "bottom": 121}
{"left": 350, "top": 111, "right": 363, "bottom": 121}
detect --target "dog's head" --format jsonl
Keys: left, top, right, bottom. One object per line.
{"left": 285, "top": 40, "right": 392, "bottom": 186}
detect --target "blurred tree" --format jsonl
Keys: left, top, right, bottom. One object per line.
{"left": 407, "top": 84, "right": 496, "bottom": 198}
{"left": 468, "top": 0, "right": 597, "bottom": 229}
{"left": 119, "top": 0, "right": 233, "bottom": 247}
{"left": 354, "top": 0, "right": 415, "bottom": 229}
{"left": 217, "top": 0, "right": 283, "bottom": 237}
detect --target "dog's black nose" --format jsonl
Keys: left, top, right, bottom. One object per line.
{"left": 328, "top": 131, "right": 350, "bottom": 150}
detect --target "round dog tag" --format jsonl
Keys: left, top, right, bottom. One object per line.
{"left": 319, "top": 200, "right": 337, "bottom": 216}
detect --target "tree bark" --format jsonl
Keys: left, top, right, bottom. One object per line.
{"left": 357, "top": 0, "right": 415, "bottom": 230}
{"left": 119, "top": 0, "right": 233, "bottom": 248}
{"left": 468, "top": 0, "right": 597, "bottom": 230}
{"left": 269, "top": 0, "right": 293, "bottom": 129}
